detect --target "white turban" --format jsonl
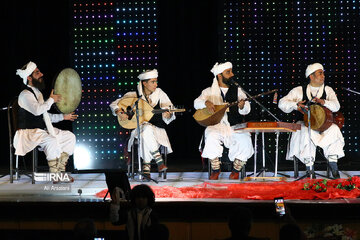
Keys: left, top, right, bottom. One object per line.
{"left": 209, "top": 62, "right": 233, "bottom": 105}
{"left": 138, "top": 69, "right": 158, "bottom": 81}
{"left": 305, "top": 63, "right": 324, "bottom": 78}
{"left": 210, "top": 62, "right": 233, "bottom": 76}
{"left": 16, "top": 61, "right": 37, "bottom": 85}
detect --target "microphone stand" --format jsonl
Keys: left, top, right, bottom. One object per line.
{"left": 133, "top": 95, "right": 158, "bottom": 183}
{"left": 230, "top": 80, "right": 289, "bottom": 178}
{"left": 230, "top": 80, "right": 280, "bottom": 122}
{"left": 295, "top": 101, "right": 331, "bottom": 181}
{"left": 342, "top": 87, "right": 360, "bottom": 95}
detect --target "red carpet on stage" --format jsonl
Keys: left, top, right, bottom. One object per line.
{"left": 96, "top": 177, "right": 360, "bottom": 200}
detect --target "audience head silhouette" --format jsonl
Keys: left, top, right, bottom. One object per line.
{"left": 130, "top": 184, "right": 155, "bottom": 209}
{"left": 228, "top": 206, "right": 253, "bottom": 237}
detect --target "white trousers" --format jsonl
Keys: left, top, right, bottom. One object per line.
{"left": 14, "top": 128, "right": 76, "bottom": 161}
{"left": 128, "top": 124, "right": 172, "bottom": 163}
{"left": 39, "top": 129, "right": 76, "bottom": 160}
{"left": 287, "top": 121, "right": 345, "bottom": 165}
{"left": 201, "top": 124, "right": 254, "bottom": 162}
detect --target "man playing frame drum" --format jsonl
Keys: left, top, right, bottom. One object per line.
{"left": 14, "top": 61, "right": 78, "bottom": 181}
{"left": 278, "top": 63, "right": 344, "bottom": 178}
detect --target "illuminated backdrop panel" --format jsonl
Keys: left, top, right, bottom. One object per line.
{"left": 70, "top": 0, "right": 359, "bottom": 171}
{"left": 222, "top": 1, "right": 359, "bottom": 162}
{"left": 71, "top": 1, "right": 158, "bottom": 170}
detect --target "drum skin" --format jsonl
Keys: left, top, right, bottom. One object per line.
{"left": 53, "top": 68, "right": 82, "bottom": 114}
{"left": 304, "top": 104, "right": 333, "bottom": 132}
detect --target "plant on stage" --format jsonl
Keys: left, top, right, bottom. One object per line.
{"left": 303, "top": 177, "right": 360, "bottom": 193}
{"left": 305, "top": 223, "right": 358, "bottom": 240}
{"left": 303, "top": 179, "right": 328, "bottom": 192}
{"left": 334, "top": 177, "right": 357, "bottom": 191}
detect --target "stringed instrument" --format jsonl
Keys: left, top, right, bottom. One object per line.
{"left": 193, "top": 89, "right": 277, "bottom": 127}
{"left": 117, "top": 97, "right": 185, "bottom": 129}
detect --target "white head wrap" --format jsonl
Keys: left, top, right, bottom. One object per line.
{"left": 136, "top": 69, "right": 160, "bottom": 105}
{"left": 16, "top": 61, "right": 57, "bottom": 138}
{"left": 305, "top": 63, "right": 324, "bottom": 78}
{"left": 138, "top": 69, "right": 158, "bottom": 81}
{"left": 209, "top": 62, "right": 233, "bottom": 105}
{"left": 210, "top": 62, "right": 233, "bottom": 76}
{"left": 16, "top": 61, "right": 37, "bottom": 85}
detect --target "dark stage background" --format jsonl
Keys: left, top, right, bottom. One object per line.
{"left": 1, "top": 0, "right": 359, "bottom": 174}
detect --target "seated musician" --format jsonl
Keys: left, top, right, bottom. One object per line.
{"left": 278, "top": 63, "right": 344, "bottom": 178}
{"left": 14, "top": 61, "right": 77, "bottom": 178}
{"left": 109, "top": 69, "right": 175, "bottom": 179}
{"left": 194, "top": 62, "right": 254, "bottom": 180}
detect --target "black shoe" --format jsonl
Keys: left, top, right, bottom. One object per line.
{"left": 332, "top": 171, "right": 340, "bottom": 179}
{"left": 142, "top": 172, "right": 151, "bottom": 181}
{"left": 329, "top": 162, "right": 340, "bottom": 179}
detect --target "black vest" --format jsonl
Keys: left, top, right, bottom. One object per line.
{"left": 222, "top": 85, "right": 245, "bottom": 126}
{"left": 17, "top": 87, "right": 46, "bottom": 130}
{"left": 137, "top": 91, "right": 167, "bottom": 129}
{"left": 295, "top": 85, "right": 327, "bottom": 121}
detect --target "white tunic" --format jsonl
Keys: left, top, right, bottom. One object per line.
{"left": 194, "top": 86, "right": 254, "bottom": 162}
{"left": 13, "top": 86, "right": 76, "bottom": 160}
{"left": 110, "top": 88, "right": 176, "bottom": 163}
{"left": 278, "top": 84, "right": 345, "bottom": 165}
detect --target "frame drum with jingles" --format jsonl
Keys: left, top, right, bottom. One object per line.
{"left": 53, "top": 68, "right": 82, "bottom": 114}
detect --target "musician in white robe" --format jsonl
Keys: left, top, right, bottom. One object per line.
{"left": 194, "top": 62, "right": 254, "bottom": 180}
{"left": 14, "top": 61, "right": 77, "bottom": 175}
{"left": 278, "top": 63, "right": 344, "bottom": 178}
{"left": 110, "top": 69, "right": 175, "bottom": 179}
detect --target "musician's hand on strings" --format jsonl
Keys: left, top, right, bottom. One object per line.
{"left": 205, "top": 100, "right": 215, "bottom": 114}
{"left": 64, "top": 112, "right": 78, "bottom": 121}
{"left": 50, "top": 89, "right": 62, "bottom": 103}
{"left": 313, "top": 97, "right": 325, "bottom": 105}
{"left": 116, "top": 109, "right": 129, "bottom": 121}
{"left": 296, "top": 100, "right": 307, "bottom": 114}
{"left": 162, "top": 111, "right": 172, "bottom": 119}
{"left": 238, "top": 99, "right": 245, "bottom": 110}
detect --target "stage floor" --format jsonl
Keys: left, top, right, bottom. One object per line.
{"left": 0, "top": 171, "right": 359, "bottom": 203}
{"left": 0, "top": 171, "right": 359, "bottom": 240}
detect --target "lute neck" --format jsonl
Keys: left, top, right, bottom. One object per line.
{"left": 226, "top": 89, "right": 278, "bottom": 107}
{"left": 152, "top": 108, "right": 186, "bottom": 114}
